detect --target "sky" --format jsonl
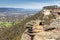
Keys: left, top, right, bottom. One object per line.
{"left": 0, "top": 0, "right": 60, "bottom": 9}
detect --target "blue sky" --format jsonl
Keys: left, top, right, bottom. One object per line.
{"left": 0, "top": 0, "right": 60, "bottom": 9}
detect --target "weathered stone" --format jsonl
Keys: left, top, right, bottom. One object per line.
{"left": 21, "top": 20, "right": 44, "bottom": 40}
{"left": 21, "top": 19, "right": 60, "bottom": 40}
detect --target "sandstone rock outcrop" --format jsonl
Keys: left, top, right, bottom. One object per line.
{"left": 21, "top": 5, "right": 60, "bottom": 40}
{"left": 21, "top": 19, "right": 60, "bottom": 40}
{"left": 21, "top": 20, "right": 44, "bottom": 40}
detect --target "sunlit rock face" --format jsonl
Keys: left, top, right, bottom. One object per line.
{"left": 43, "top": 5, "right": 60, "bottom": 19}
{"left": 43, "top": 9, "right": 51, "bottom": 16}
{"left": 55, "top": 13, "right": 60, "bottom": 19}
{"left": 24, "top": 20, "right": 44, "bottom": 34}
{"left": 21, "top": 20, "right": 44, "bottom": 40}
{"left": 21, "top": 20, "right": 60, "bottom": 40}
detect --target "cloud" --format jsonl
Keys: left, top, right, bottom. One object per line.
{"left": 12, "top": 2, "right": 59, "bottom": 9}
{"left": 0, "top": 1, "right": 60, "bottom": 9}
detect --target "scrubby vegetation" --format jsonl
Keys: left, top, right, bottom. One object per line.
{"left": 0, "top": 11, "right": 42, "bottom": 40}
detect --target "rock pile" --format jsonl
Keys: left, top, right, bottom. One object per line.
{"left": 21, "top": 20, "right": 44, "bottom": 40}
{"left": 21, "top": 19, "right": 60, "bottom": 40}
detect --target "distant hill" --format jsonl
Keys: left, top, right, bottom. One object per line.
{"left": 0, "top": 8, "right": 39, "bottom": 13}
{"left": 0, "top": 8, "right": 39, "bottom": 17}
{"left": 0, "top": 8, "right": 39, "bottom": 22}
{"left": 0, "top": 8, "right": 24, "bottom": 12}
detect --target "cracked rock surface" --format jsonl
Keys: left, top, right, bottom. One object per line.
{"left": 21, "top": 19, "right": 60, "bottom": 40}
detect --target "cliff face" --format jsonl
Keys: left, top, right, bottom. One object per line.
{"left": 21, "top": 5, "right": 60, "bottom": 40}
{"left": 21, "top": 16, "right": 60, "bottom": 40}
